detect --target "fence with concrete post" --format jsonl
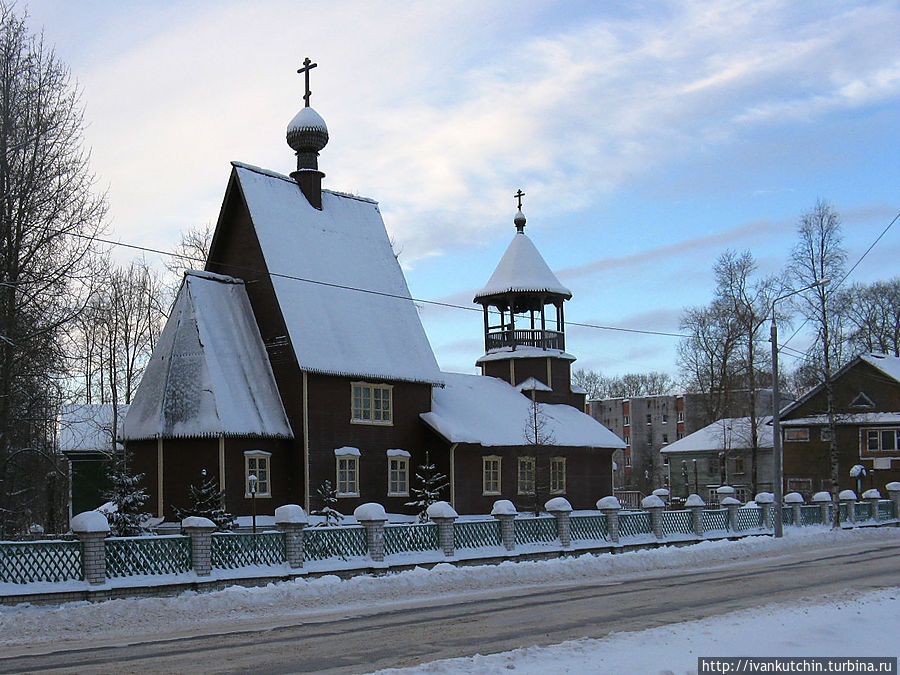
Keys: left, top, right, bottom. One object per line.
{"left": 685, "top": 494, "right": 706, "bottom": 537}
{"left": 755, "top": 492, "right": 774, "bottom": 530}
{"left": 785, "top": 492, "right": 804, "bottom": 525}
{"left": 71, "top": 511, "right": 109, "bottom": 585}
{"left": 427, "top": 501, "right": 458, "bottom": 556}
{"left": 491, "top": 500, "right": 517, "bottom": 551}
{"left": 182, "top": 516, "right": 217, "bottom": 576}
{"left": 888, "top": 483, "right": 900, "bottom": 518}
{"left": 354, "top": 503, "right": 387, "bottom": 562}
{"left": 812, "top": 491, "right": 833, "bottom": 525}
{"left": 275, "top": 504, "right": 307, "bottom": 569}
{"left": 840, "top": 490, "right": 858, "bottom": 524}
{"left": 597, "top": 495, "right": 622, "bottom": 543}
{"left": 545, "top": 498, "right": 572, "bottom": 548}
{"left": 641, "top": 494, "right": 666, "bottom": 540}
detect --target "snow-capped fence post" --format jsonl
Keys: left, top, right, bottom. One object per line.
{"left": 71, "top": 511, "right": 110, "bottom": 585}
{"left": 755, "top": 493, "right": 774, "bottom": 531}
{"left": 685, "top": 494, "right": 705, "bottom": 537}
{"left": 862, "top": 489, "right": 881, "bottom": 522}
{"left": 597, "top": 496, "right": 621, "bottom": 544}
{"left": 545, "top": 498, "right": 572, "bottom": 548}
{"left": 426, "top": 502, "right": 458, "bottom": 557}
{"left": 720, "top": 497, "right": 741, "bottom": 532}
{"left": 354, "top": 503, "right": 387, "bottom": 562}
{"left": 839, "top": 490, "right": 857, "bottom": 525}
{"left": 182, "top": 516, "right": 217, "bottom": 576}
{"left": 275, "top": 505, "right": 308, "bottom": 569}
{"left": 785, "top": 493, "right": 804, "bottom": 528}
{"left": 491, "top": 500, "right": 518, "bottom": 552}
{"left": 641, "top": 495, "right": 665, "bottom": 540}
{"left": 887, "top": 482, "right": 900, "bottom": 520}
{"left": 812, "top": 491, "right": 832, "bottom": 526}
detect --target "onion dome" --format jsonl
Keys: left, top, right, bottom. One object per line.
{"left": 287, "top": 106, "right": 329, "bottom": 154}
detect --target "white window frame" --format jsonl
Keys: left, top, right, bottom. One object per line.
{"left": 864, "top": 427, "right": 900, "bottom": 455}
{"left": 784, "top": 427, "right": 810, "bottom": 442}
{"left": 335, "top": 447, "right": 360, "bottom": 497}
{"left": 351, "top": 382, "right": 393, "bottom": 425}
{"left": 387, "top": 449, "right": 410, "bottom": 497}
{"left": 483, "top": 455, "right": 501, "bottom": 496}
{"left": 550, "top": 456, "right": 566, "bottom": 494}
{"left": 677, "top": 411, "right": 685, "bottom": 423}
{"left": 517, "top": 456, "right": 535, "bottom": 495}
{"left": 623, "top": 415, "right": 630, "bottom": 426}
{"left": 244, "top": 450, "right": 272, "bottom": 498}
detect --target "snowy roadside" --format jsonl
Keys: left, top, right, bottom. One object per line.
{"left": 365, "top": 587, "right": 900, "bottom": 675}
{"left": 0, "top": 526, "right": 897, "bottom": 653}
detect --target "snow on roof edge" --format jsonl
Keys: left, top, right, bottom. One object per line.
{"left": 230, "top": 161, "right": 378, "bottom": 204}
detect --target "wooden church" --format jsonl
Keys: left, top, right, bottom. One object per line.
{"left": 122, "top": 62, "right": 623, "bottom": 519}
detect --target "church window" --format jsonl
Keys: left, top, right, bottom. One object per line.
{"left": 550, "top": 457, "right": 566, "bottom": 494}
{"left": 244, "top": 451, "right": 271, "bottom": 498}
{"left": 335, "top": 447, "right": 360, "bottom": 496}
{"left": 517, "top": 457, "right": 535, "bottom": 495}
{"left": 482, "top": 456, "right": 501, "bottom": 495}
{"left": 351, "top": 382, "right": 392, "bottom": 425}
{"left": 387, "top": 449, "right": 410, "bottom": 496}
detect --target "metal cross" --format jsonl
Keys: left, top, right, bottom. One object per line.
{"left": 514, "top": 189, "right": 525, "bottom": 210}
{"left": 297, "top": 57, "right": 318, "bottom": 107}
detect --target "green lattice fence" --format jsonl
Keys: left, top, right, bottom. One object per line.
{"left": 570, "top": 515, "right": 608, "bottom": 541}
{"left": 854, "top": 502, "right": 873, "bottom": 522}
{"left": 733, "top": 508, "right": 762, "bottom": 531}
{"left": 384, "top": 523, "right": 439, "bottom": 556}
{"left": 105, "top": 535, "right": 191, "bottom": 578}
{"left": 304, "top": 526, "right": 368, "bottom": 561}
{"left": 619, "top": 512, "right": 652, "bottom": 538}
{"left": 702, "top": 509, "right": 729, "bottom": 532}
{"left": 839, "top": 502, "right": 849, "bottom": 522}
{"left": 514, "top": 516, "right": 558, "bottom": 545}
{"left": 877, "top": 500, "right": 895, "bottom": 520}
{"left": 211, "top": 532, "right": 286, "bottom": 569}
{"left": 782, "top": 507, "right": 794, "bottom": 526}
{"left": 454, "top": 519, "right": 502, "bottom": 549}
{"left": 0, "top": 540, "right": 83, "bottom": 584}
{"left": 660, "top": 510, "right": 693, "bottom": 536}
{"left": 800, "top": 505, "right": 823, "bottom": 525}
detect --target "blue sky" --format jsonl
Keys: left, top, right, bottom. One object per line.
{"left": 23, "top": 0, "right": 900, "bottom": 378}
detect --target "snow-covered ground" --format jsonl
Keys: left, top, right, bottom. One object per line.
{"left": 367, "top": 588, "right": 899, "bottom": 674}
{"left": 1, "top": 526, "right": 898, "bottom": 668}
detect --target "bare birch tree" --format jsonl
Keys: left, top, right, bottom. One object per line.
{"left": 0, "top": 5, "right": 105, "bottom": 535}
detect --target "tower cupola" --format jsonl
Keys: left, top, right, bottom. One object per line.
{"left": 287, "top": 58, "right": 328, "bottom": 209}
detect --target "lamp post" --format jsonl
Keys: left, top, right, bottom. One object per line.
{"left": 249, "top": 473, "right": 258, "bottom": 534}
{"left": 770, "top": 279, "right": 828, "bottom": 538}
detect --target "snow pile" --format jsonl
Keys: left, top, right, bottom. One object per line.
{"left": 596, "top": 496, "right": 621, "bottom": 510}
{"left": 70, "top": 511, "right": 109, "bottom": 534}
{"left": 784, "top": 493, "right": 804, "bottom": 504}
{"left": 426, "top": 502, "right": 458, "bottom": 519}
{"left": 862, "top": 489, "right": 881, "bottom": 499}
{"left": 640, "top": 495, "right": 665, "bottom": 509}
{"left": 839, "top": 490, "right": 858, "bottom": 501}
{"left": 354, "top": 503, "right": 387, "bottom": 521}
{"left": 274, "top": 505, "right": 307, "bottom": 524}
{"left": 684, "top": 494, "right": 705, "bottom": 507}
{"left": 180, "top": 516, "right": 215, "bottom": 529}
{"left": 544, "top": 498, "right": 571, "bottom": 513}
{"left": 812, "top": 491, "right": 833, "bottom": 502}
{"left": 490, "top": 500, "right": 516, "bottom": 516}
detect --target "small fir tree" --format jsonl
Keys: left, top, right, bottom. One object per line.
{"left": 311, "top": 480, "right": 344, "bottom": 526}
{"left": 406, "top": 452, "right": 448, "bottom": 522}
{"left": 103, "top": 449, "right": 151, "bottom": 536}
{"left": 172, "top": 469, "right": 235, "bottom": 530}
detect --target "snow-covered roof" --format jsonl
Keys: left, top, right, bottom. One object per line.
{"left": 232, "top": 163, "right": 442, "bottom": 385}
{"left": 474, "top": 231, "right": 571, "bottom": 301}
{"left": 861, "top": 353, "right": 900, "bottom": 383}
{"left": 123, "top": 271, "right": 293, "bottom": 441}
{"left": 59, "top": 404, "right": 128, "bottom": 454}
{"left": 476, "top": 346, "right": 575, "bottom": 365}
{"left": 660, "top": 417, "right": 773, "bottom": 455}
{"left": 421, "top": 372, "right": 625, "bottom": 448}
{"left": 780, "top": 412, "right": 900, "bottom": 426}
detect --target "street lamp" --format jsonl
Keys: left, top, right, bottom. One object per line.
{"left": 248, "top": 473, "right": 258, "bottom": 534}
{"left": 770, "top": 278, "right": 828, "bottom": 538}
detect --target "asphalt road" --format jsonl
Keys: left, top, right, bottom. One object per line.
{"left": 4, "top": 536, "right": 899, "bottom": 674}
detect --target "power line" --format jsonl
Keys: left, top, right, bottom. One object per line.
{"left": 69, "top": 231, "right": 689, "bottom": 339}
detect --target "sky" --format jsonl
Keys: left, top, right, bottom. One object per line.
{"left": 20, "top": 0, "right": 900, "bottom": 379}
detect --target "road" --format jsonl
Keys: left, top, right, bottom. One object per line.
{"left": 3, "top": 537, "right": 899, "bottom": 674}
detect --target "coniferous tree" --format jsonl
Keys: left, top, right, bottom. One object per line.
{"left": 103, "top": 449, "right": 150, "bottom": 536}
{"left": 406, "top": 452, "right": 448, "bottom": 522}
{"left": 172, "top": 468, "right": 235, "bottom": 530}
{"left": 311, "top": 479, "right": 343, "bottom": 526}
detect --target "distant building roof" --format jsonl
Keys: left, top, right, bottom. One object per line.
{"left": 660, "top": 416, "right": 773, "bottom": 455}
{"left": 123, "top": 271, "right": 293, "bottom": 441}
{"left": 59, "top": 404, "right": 129, "bottom": 454}
{"left": 421, "top": 372, "right": 625, "bottom": 448}
{"left": 232, "top": 162, "right": 442, "bottom": 385}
